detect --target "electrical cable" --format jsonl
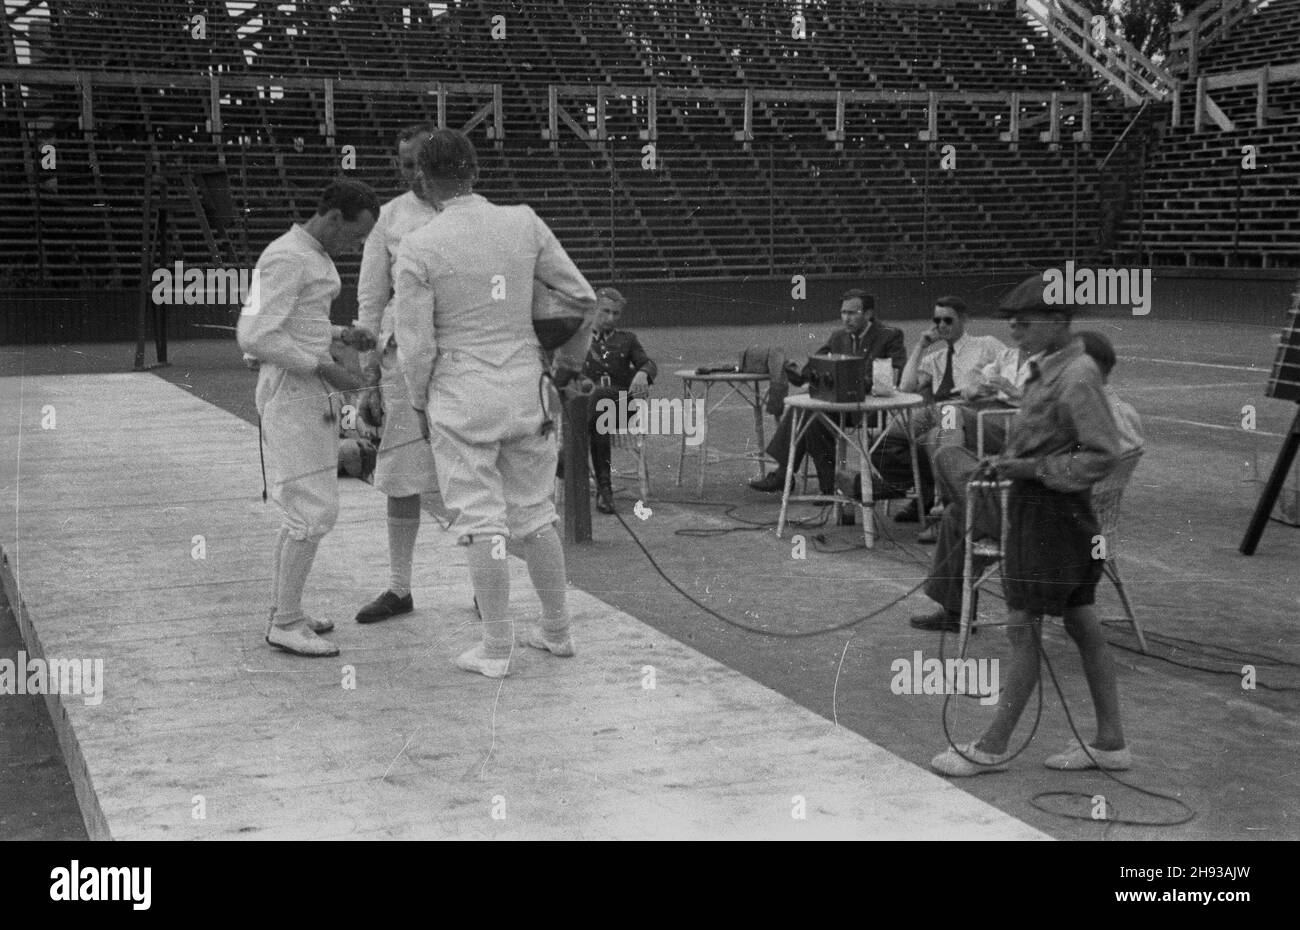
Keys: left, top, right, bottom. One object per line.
{"left": 610, "top": 502, "right": 927, "bottom": 639}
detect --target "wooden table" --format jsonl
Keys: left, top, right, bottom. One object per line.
{"left": 674, "top": 369, "right": 771, "bottom": 495}
{"left": 775, "top": 392, "right": 925, "bottom": 549}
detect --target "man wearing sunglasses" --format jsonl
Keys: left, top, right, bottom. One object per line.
{"left": 888, "top": 296, "right": 1006, "bottom": 522}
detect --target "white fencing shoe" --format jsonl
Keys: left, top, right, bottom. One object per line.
{"left": 266, "top": 620, "right": 340, "bottom": 657}
{"left": 454, "top": 645, "right": 510, "bottom": 678}
{"left": 518, "top": 623, "right": 576, "bottom": 657}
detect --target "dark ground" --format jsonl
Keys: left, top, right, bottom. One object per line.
{"left": 3, "top": 313, "right": 1299, "bottom": 840}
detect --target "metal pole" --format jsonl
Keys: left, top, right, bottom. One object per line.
{"left": 922, "top": 142, "right": 929, "bottom": 278}
{"left": 768, "top": 141, "right": 775, "bottom": 274}
{"left": 608, "top": 136, "right": 615, "bottom": 282}
{"left": 133, "top": 163, "right": 156, "bottom": 371}
{"left": 1071, "top": 144, "right": 1078, "bottom": 259}
{"left": 1233, "top": 160, "right": 1243, "bottom": 263}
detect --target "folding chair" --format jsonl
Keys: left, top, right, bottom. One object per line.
{"left": 608, "top": 399, "right": 651, "bottom": 501}
{"left": 1091, "top": 449, "right": 1148, "bottom": 653}
{"left": 957, "top": 447, "right": 1149, "bottom": 656}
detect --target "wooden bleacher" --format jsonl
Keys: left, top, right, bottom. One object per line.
{"left": 2, "top": 0, "right": 1140, "bottom": 303}
{"left": 1114, "top": 0, "right": 1300, "bottom": 269}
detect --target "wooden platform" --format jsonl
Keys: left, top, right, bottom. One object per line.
{"left": 0, "top": 373, "right": 1045, "bottom": 840}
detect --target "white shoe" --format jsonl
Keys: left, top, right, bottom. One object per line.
{"left": 930, "top": 742, "right": 1011, "bottom": 777}
{"left": 266, "top": 620, "right": 340, "bottom": 657}
{"left": 518, "top": 623, "right": 576, "bottom": 657}
{"left": 454, "top": 645, "right": 510, "bottom": 678}
{"left": 270, "top": 609, "right": 333, "bottom": 635}
{"left": 1044, "top": 739, "right": 1132, "bottom": 771}
{"left": 303, "top": 614, "right": 334, "bottom": 634}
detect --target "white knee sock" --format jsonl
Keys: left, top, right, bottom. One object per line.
{"left": 522, "top": 524, "right": 570, "bottom": 637}
{"left": 270, "top": 527, "right": 289, "bottom": 613}
{"left": 387, "top": 515, "right": 420, "bottom": 597}
{"left": 274, "top": 536, "right": 320, "bottom": 627}
{"left": 465, "top": 540, "right": 513, "bottom": 659}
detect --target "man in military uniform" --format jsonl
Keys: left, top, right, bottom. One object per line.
{"left": 581, "top": 287, "right": 657, "bottom": 514}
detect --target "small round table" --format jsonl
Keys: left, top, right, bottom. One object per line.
{"left": 674, "top": 369, "right": 772, "bottom": 495}
{"left": 776, "top": 392, "right": 926, "bottom": 549}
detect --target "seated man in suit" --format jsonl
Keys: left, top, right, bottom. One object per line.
{"left": 581, "top": 286, "right": 657, "bottom": 515}
{"left": 750, "top": 289, "right": 906, "bottom": 495}
{"left": 886, "top": 295, "right": 1007, "bottom": 523}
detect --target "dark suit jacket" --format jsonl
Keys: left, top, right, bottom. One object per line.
{"left": 799, "top": 322, "right": 907, "bottom": 382}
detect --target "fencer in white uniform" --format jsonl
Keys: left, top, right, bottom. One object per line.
{"left": 237, "top": 180, "right": 380, "bottom": 657}
{"left": 394, "top": 129, "right": 596, "bottom": 678}
{"left": 354, "top": 123, "right": 443, "bottom": 625}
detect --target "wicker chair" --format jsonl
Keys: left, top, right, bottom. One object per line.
{"left": 958, "top": 447, "right": 1148, "bottom": 656}
{"left": 1091, "top": 448, "right": 1148, "bottom": 652}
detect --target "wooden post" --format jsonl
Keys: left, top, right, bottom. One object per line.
{"left": 323, "top": 78, "right": 335, "bottom": 147}
{"left": 492, "top": 83, "right": 504, "bottom": 143}
{"left": 1241, "top": 409, "right": 1300, "bottom": 554}
{"left": 645, "top": 85, "right": 657, "bottom": 142}
{"left": 209, "top": 74, "right": 225, "bottom": 166}
{"left": 546, "top": 84, "right": 558, "bottom": 145}
{"left": 1257, "top": 66, "right": 1269, "bottom": 128}
{"left": 1194, "top": 75, "right": 1206, "bottom": 133}
{"left": 79, "top": 74, "right": 93, "bottom": 132}
{"left": 562, "top": 392, "right": 593, "bottom": 544}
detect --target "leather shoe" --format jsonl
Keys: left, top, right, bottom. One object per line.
{"left": 596, "top": 488, "right": 616, "bottom": 514}
{"left": 909, "top": 608, "right": 960, "bottom": 633}
{"left": 748, "top": 470, "right": 787, "bottom": 493}
{"left": 356, "top": 589, "right": 414, "bottom": 624}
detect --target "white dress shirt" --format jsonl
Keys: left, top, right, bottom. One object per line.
{"left": 979, "top": 345, "right": 1036, "bottom": 403}
{"left": 237, "top": 223, "right": 339, "bottom": 376}
{"left": 919, "top": 332, "right": 1007, "bottom": 398}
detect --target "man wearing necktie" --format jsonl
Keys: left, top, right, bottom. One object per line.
{"left": 749, "top": 290, "right": 905, "bottom": 495}
{"left": 890, "top": 296, "right": 1006, "bottom": 521}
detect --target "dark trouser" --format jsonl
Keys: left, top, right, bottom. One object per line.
{"left": 587, "top": 385, "right": 619, "bottom": 490}
{"left": 766, "top": 413, "right": 838, "bottom": 494}
{"left": 923, "top": 453, "right": 1001, "bottom": 614}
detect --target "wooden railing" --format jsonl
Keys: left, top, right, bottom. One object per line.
{"left": 1018, "top": 0, "right": 1177, "bottom": 105}
{"left": 1169, "top": 0, "right": 1263, "bottom": 78}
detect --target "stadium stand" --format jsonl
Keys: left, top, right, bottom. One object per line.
{"left": 9, "top": 0, "right": 1294, "bottom": 336}
{"left": 1, "top": 0, "right": 1130, "bottom": 308}
{"left": 1114, "top": 0, "right": 1300, "bottom": 269}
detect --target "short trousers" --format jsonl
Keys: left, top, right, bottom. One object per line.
{"left": 425, "top": 349, "right": 558, "bottom": 541}
{"left": 1003, "top": 479, "right": 1103, "bottom": 616}
{"left": 373, "top": 344, "right": 439, "bottom": 498}
{"left": 256, "top": 365, "right": 339, "bottom": 541}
